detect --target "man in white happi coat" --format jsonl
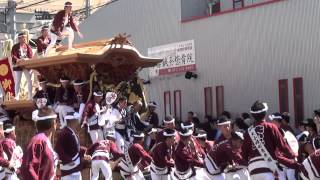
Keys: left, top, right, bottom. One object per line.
{"left": 108, "top": 96, "right": 128, "bottom": 153}
{"left": 1, "top": 124, "right": 22, "bottom": 180}
{"left": 82, "top": 91, "right": 105, "bottom": 143}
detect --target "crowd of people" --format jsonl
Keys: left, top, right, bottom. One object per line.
{"left": 1, "top": 80, "right": 320, "bottom": 180}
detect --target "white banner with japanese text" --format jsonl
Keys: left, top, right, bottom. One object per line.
{"left": 148, "top": 40, "right": 196, "bottom": 77}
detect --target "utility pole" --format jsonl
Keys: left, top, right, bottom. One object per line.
{"left": 85, "top": 0, "right": 91, "bottom": 18}
{"left": 7, "top": 0, "right": 16, "bottom": 40}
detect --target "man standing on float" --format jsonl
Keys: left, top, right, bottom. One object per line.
{"left": 46, "top": 1, "right": 83, "bottom": 55}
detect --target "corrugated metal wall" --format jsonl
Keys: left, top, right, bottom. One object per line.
{"left": 78, "top": 0, "right": 320, "bottom": 124}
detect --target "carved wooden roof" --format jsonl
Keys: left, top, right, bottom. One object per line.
{"left": 16, "top": 38, "right": 162, "bottom": 84}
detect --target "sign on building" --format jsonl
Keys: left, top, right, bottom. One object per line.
{"left": 148, "top": 40, "right": 196, "bottom": 77}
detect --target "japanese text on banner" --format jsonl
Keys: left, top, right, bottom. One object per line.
{"left": 148, "top": 40, "right": 196, "bottom": 77}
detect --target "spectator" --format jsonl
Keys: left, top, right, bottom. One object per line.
{"left": 305, "top": 119, "right": 318, "bottom": 141}
{"left": 242, "top": 112, "right": 253, "bottom": 127}
{"left": 187, "top": 111, "right": 200, "bottom": 128}
{"left": 313, "top": 109, "right": 320, "bottom": 133}
{"left": 144, "top": 102, "right": 159, "bottom": 128}
{"left": 221, "top": 111, "right": 231, "bottom": 119}
{"left": 233, "top": 117, "right": 249, "bottom": 131}
{"left": 296, "top": 120, "right": 309, "bottom": 145}
{"left": 202, "top": 115, "right": 218, "bottom": 141}
{"left": 281, "top": 112, "right": 295, "bottom": 134}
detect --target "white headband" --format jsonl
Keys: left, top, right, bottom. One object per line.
{"left": 64, "top": 113, "right": 80, "bottom": 121}
{"left": 250, "top": 103, "right": 268, "bottom": 114}
{"left": 37, "top": 114, "right": 57, "bottom": 121}
{"left": 312, "top": 138, "right": 320, "bottom": 150}
{"left": 179, "top": 129, "right": 193, "bottom": 137}
{"left": 164, "top": 118, "right": 175, "bottom": 124}
{"left": 36, "top": 98, "right": 47, "bottom": 103}
{"left": 163, "top": 131, "right": 176, "bottom": 137}
{"left": 60, "top": 79, "right": 69, "bottom": 83}
{"left": 133, "top": 133, "right": 145, "bottom": 138}
{"left": 269, "top": 115, "right": 282, "bottom": 121}
{"left": 73, "top": 81, "right": 84, "bottom": 86}
{"left": 181, "top": 123, "right": 194, "bottom": 129}
{"left": 194, "top": 133, "right": 207, "bottom": 138}
{"left": 217, "top": 120, "right": 231, "bottom": 126}
{"left": 147, "top": 128, "right": 157, "bottom": 135}
{"left": 234, "top": 131, "right": 244, "bottom": 140}
{"left": 93, "top": 92, "right": 103, "bottom": 96}
{"left": 4, "top": 126, "right": 15, "bottom": 133}
{"left": 107, "top": 132, "right": 115, "bottom": 138}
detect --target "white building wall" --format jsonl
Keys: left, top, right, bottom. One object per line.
{"left": 78, "top": 0, "right": 320, "bottom": 124}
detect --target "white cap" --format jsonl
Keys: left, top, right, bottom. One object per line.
{"left": 93, "top": 91, "right": 103, "bottom": 97}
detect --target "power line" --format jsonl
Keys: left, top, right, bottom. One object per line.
{"left": 75, "top": 0, "right": 119, "bottom": 17}
{"left": 16, "top": 0, "right": 50, "bottom": 10}
{"left": 27, "top": 0, "right": 119, "bottom": 31}
{"left": 16, "top": 0, "right": 43, "bottom": 7}
{"left": 16, "top": 0, "right": 66, "bottom": 12}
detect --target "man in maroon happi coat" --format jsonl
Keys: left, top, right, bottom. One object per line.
{"left": 36, "top": 26, "right": 50, "bottom": 57}
{"left": 150, "top": 128, "right": 176, "bottom": 180}
{"left": 87, "top": 131, "right": 123, "bottom": 180}
{"left": 45, "top": 1, "right": 83, "bottom": 55}
{"left": 11, "top": 32, "right": 33, "bottom": 100}
{"left": 174, "top": 128, "right": 209, "bottom": 180}
{"left": 21, "top": 107, "right": 58, "bottom": 180}
{"left": 118, "top": 131, "right": 152, "bottom": 179}
{"left": 242, "top": 101, "right": 302, "bottom": 180}
{"left": 55, "top": 112, "right": 88, "bottom": 180}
